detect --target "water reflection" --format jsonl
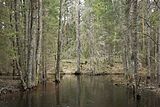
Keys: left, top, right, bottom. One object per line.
{"left": 76, "top": 76, "right": 81, "bottom": 107}
{"left": 0, "top": 76, "right": 160, "bottom": 107}
{"left": 27, "top": 91, "right": 32, "bottom": 107}
{"left": 55, "top": 82, "right": 60, "bottom": 106}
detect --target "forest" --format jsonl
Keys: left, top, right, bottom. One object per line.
{"left": 0, "top": 0, "right": 160, "bottom": 107}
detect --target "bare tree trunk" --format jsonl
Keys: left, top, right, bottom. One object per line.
{"left": 158, "top": 4, "right": 160, "bottom": 85}
{"left": 27, "top": 0, "right": 38, "bottom": 88}
{"left": 124, "top": 0, "right": 132, "bottom": 79}
{"left": 87, "top": 3, "right": 95, "bottom": 73}
{"left": 42, "top": 52, "right": 47, "bottom": 81}
{"left": 41, "top": 33, "right": 47, "bottom": 81}
{"left": 123, "top": 31, "right": 129, "bottom": 75}
{"left": 147, "top": 0, "right": 151, "bottom": 78}
{"left": 16, "top": 60, "right": 27, "bottom": 90}
{"left": 10, "top": 1, "right": 16, "bottom": 79}
{"left": 14, "top": 0, "right": 20, "bottom": 75}
{"left": 75, "top": 0, "right": 81, "bottom": 74}
{"left": 158, "top": 25, "right": 160, "bottom": 85}
{"left": 13, "top": 0, "right": 27, "bottom": 89}
{"left": 141, "top": 0, "right": 145, "bottom": 52}
{"left": 131, "top": 0, "right": 138, "bottom": 95}
{"left": 24, "top": 0, "right": 29, "bottom": 79}
{"left": 35, "top": 0, "right": 43, "bottom": 85}
{"left": 27, "top": 0, "right": 32, "bottom": 88}
{"left": 55, "top": 0, "right": 63, "bottom": 82}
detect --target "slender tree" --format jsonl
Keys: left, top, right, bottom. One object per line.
{"left": 157, "top": 0, "right": 160, "bottom": 85}
{"left": 35, "top": 0, "right": 43, "bottom": 84}
{"left": 131, "top": 0, "right": 138, "bottom": 94}
{"left": 75, "top": 0, "right": 81, "bottom": 74}
{"left": 147, "top": 0, "right": 151, "bottom": 78}
{"left": 55, "top": 0, "right": 63, "bottom": 82}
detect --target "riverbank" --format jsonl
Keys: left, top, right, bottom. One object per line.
{"left": 0, "top": 78, "right": 20, "bottom": 98}
{"left": 107, "top": 74, "right": 160, "bottom": 97}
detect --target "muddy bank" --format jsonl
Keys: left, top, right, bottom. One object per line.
{"left": 107, "top": 75, "right": 160, "bottom": 97}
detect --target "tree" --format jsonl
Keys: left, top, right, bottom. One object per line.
{"left": 157, "top": 0, "right": 160, "bottom": 85}
{"left": 55, "top": 0, "right": 63, "bottom": 82}
{"left": 75, "top": 0, "right": 81, "bottom": 74}
{"left": 131, "top": 0, "right": 138, "bottom": 95}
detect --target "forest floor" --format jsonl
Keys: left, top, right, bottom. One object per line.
{"left": 61, "top": 59, "right": 124, "bottom": 75}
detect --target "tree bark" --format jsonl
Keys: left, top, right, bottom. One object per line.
{"left": 158, "top": 2, "right": 160, "bottom": 85}
{"left": 147, "top": 0, "right": 151, "bottom": 77}
{"left": 75, "top": 0, "right": 81, "bottom": 74}
{"left": 35, "top": 0, "right": 43, "bottom": 85}
{"left": 124, "top": 0, "right": 132, "bottom": 78}
{"left": 27, "top": 0, "right": 38, "bottom": 88}
{"left": 55, "top": 0, "right": 63, "bottom": 82}
{"left": 131, "top": 0, "right": 138, "bottom": 94}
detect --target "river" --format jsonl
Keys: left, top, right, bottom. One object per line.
{"left": 0, "top": 75, "right": 160, "bottom": 107}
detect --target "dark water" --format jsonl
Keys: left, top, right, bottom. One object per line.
{"left": 0, "top": 76, "right": 160, "bottom": 107}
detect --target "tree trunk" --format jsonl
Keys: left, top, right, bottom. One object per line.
{"left": 158, "top": 5, "right": 160, "bottom": 85}
{"left": 16, "top": 60, "right": 27, "bottom": 90}
{"left": 10, "top": 1, "right": 16, "bottom": 79}
{"left": 55, "top": 0, "right": 63, "bottom": 82}
{"left": 27, "top": 0, "right": 38, "bottom": 88}
{"left": 124, "top": 0, "right": 132, "bottom": 78}
{"left": 75, "top": 0, "right": 81, "bottom": 74}
{"left": 158, "top": 26, "right": 160, "bottom": 85}
{"left": 41, "top": 33, "right": 47, "bottom": 81}
{"left": 35, "top": 0, "right": 43, "bottom": 85}
{"left": 131, "top": 0, "right": 138, "bottom": 95}
{"left": 147, "top": 0, "right": 151, "bottom": 78}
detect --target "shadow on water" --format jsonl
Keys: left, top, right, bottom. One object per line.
{"left": 76, "top": 76, "right": 81, "bottom": 107}
{"left": 0, "top": 75, "right": 160, "bottom": 107}
{"left": 55, "top": 82, "right": 60, "bottom": 107}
